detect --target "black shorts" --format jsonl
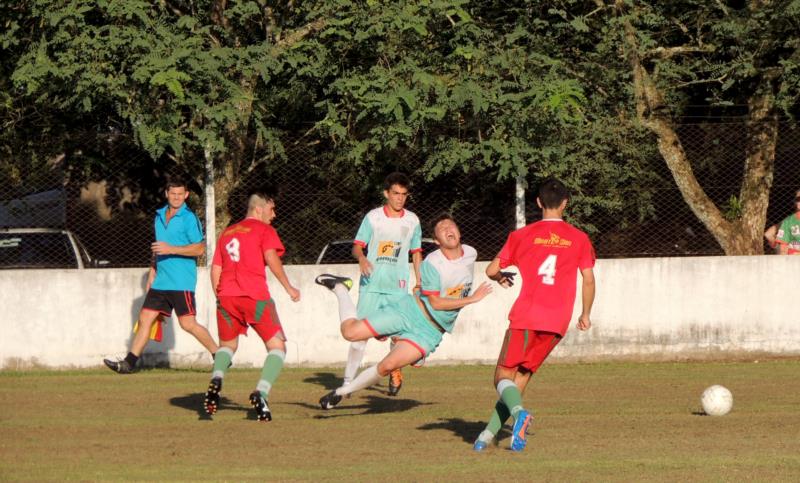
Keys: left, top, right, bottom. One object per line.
{"left": 142, "top": 289, "right": 197, "bottom": 317}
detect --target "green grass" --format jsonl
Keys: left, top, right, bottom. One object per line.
{"left": 1, "top": 360, "right": 799, "bottom": 481}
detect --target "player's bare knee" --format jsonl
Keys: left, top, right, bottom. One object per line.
{"left": 178, "top": 318, "right": 198, "bottom": 331}
{"left": 376, "top": 361, "right": 394, "bottom": 377}
{"left": 340, "top": 324, "right": 359, "bottom": 341}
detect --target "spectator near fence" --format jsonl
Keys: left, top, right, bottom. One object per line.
{"left": 774, "top": 188, "right": 800, "bottom": 255}
{"left": 103, "top": 177, "right": 218, "bottom": 373}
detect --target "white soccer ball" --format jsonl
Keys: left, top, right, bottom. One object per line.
{"left": 701, "top": 385, "right": 733, "bottom": 416}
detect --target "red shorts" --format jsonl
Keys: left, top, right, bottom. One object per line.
{"left": 497, "top": 329, "right": 562, "bottom": 372}
{"left": 216, "top": 296, "right": 285, "bottom": 343}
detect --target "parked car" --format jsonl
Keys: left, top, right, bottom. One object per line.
{"left": 316, "top": 238, "right": 438, "bottom": 264}
{"left": 0, "top": 228, "right": 110, "bottom": 269}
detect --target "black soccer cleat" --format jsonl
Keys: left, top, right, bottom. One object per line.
{"left": 388, "top": 368, "right": 403, "bottom": 396}
{"left": 314, "top": 273, "right": 353, "bottom": 291}
{"left": 204, "top": 377, "right": 222, "bottom": 415}
{"left": 319, "top": 390, "right": 343, "bottom": 410}
{"left": 249, "top": 391, "right": 272, "bottom": 422}
{"left": 103, "top": 358, "right": 134, "bottom": 374}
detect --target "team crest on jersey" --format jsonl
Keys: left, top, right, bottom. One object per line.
{"left": 446, "top": 282, "right": 472, "bottom": 299}
{"left": 792, "top": 226, "right": 800, "bottom": 237}
{"left": 376, "top": 240, "right": 401, "bottom": 262}
{"left": 534, "top": 232, "right": 572, "bottom": 248}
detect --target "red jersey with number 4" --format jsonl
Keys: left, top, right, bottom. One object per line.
{"left": 498, "top": 219, "right": 595, "bottom": 336}
{"left": 212, "top": 218, "right": 285, "bottom": 300}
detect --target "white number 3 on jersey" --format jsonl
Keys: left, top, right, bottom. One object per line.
{"left": 225, "top": 238, "right": 241, "bottom": 262}
{"left": 538, "top": 254, "right": 557, "bottom": 285}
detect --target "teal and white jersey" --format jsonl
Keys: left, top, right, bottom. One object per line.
{"left": 354, "top": 206, "right": 422, "bottom": 294}
{"left": 419, "top": 244, "right": 477, "bottom": 333}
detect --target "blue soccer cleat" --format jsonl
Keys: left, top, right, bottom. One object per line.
{"left": 510, "top": 410, "right": 533, "bottom": 452}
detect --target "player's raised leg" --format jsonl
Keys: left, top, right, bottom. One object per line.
{"left": 320, "top": 340, "right": 421, "bottom": 409}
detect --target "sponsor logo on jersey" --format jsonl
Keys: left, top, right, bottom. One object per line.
{"left": 792, "top": 225, "right": 800, "bottom": 236}
{"left": 376, "top": 240, "right": 401, "bottom": 262}
{"left": 534, "top": 232, "right": 572, "bottom": 248}
{"left": 223, "top": 225, "right": 252, "bottom": 236}
{"left": 446, "top": 282, "right": 472, "bottom": 299}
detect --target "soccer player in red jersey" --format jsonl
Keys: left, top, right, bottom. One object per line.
{"left": 203, "top": 190, "right": 300, "bottom": 422}
{"left": 473, "top": 178, "right": 596, "bottom": 452}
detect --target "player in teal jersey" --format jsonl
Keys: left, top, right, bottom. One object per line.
{"left": 316, "top": 213, "right": 492, "bottom": 409}
{"left": 775, "top": 188, "right": 800, "bottom": 255}
{"left": 347, "top": 172, "right": 423, "bottom": 395}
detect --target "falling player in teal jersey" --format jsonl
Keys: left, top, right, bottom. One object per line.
{"left": 316, "top": 213, "right": 492, "bottom": 408}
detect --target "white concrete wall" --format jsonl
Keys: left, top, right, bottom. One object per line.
{"left": 1, "top": 255, "right": 798, "bottom": 369}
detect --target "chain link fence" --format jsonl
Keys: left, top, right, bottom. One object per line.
{"left": 2, "top": 122, "right": 799, "bottom": 268}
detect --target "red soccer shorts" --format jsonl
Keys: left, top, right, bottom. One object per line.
{"left": 216, "top": 296, "right": 284, "bottom": 343}
{"left": 497, "top": 329, "right": 562, "bottom": 372}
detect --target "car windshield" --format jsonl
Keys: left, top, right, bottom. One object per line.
{"left": 0, "top": 232, "right": 77, "bottom": 269}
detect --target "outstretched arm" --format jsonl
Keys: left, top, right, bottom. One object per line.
{"left": 424, "top": 282, "right": 493, "bottom": 311}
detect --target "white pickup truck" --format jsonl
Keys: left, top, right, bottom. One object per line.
{"left": 0, "top": 228, "right": 109, "bottom": 269}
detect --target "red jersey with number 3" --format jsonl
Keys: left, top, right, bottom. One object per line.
{"left": 498, "top": 219, "right": 595, "bottom": 336}
{"left": 212, "top": 218, "right": 285, "bottom": 300}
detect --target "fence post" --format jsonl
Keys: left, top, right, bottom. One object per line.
{"left": 515, "top": 176, "right": 526, "bottom": 229}
{"left": 204, "top": 147, "right": 215, "bottom": 267}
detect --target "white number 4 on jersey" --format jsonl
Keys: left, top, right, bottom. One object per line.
{"left": 538, "top": 254, "right": 557, "bottom": 285}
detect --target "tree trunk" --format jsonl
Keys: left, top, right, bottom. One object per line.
{"left": 617, "top": 3, "right": 777, "bottom": 255}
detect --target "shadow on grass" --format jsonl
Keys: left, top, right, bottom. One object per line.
{"left": 302, "top": 372, "right": 342, "bottom": 390}
{"left": 169, "top": 393, "right": 248, "bottom": 420}
{"left": 417, "top": 418, "right": 512, "bottom": 444}
{"left": 287, "top": 394, "right": 432, "bottom": 418}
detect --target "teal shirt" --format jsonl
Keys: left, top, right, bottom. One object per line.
{"left": 150, "top": 204, "right": 204, "bottom": 292}
{"left": 419, "top": 245, "right": 477, "bottom": 333}
{"left": 354, "top": 206, "right": 422, "bottom": 294}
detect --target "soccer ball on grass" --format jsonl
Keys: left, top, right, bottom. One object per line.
{"left": 701, "top": 385, "right": 733, "bottom": 416}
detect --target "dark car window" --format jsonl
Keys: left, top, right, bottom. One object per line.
{"left": 0, "top": 232, "right": 77, "bottom": 269}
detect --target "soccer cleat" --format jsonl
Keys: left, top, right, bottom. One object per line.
{"left": 473, "top": 440, "right": 488, "bottom": 452}
{"left": 319, "top": 390, "right": 343, "bottom": 410}
{"left": 510, "top": 410, "right": 533, "bottom": 452}
{"left": 204, "top": 377, "right": 222, "bottom": 415}
{"left": 314, "top": 273, "right": 353, "bottom": 291}
{"left": 388, "top": 368, "right": 403, "bottom": 396}
{"left": 249, "top": 391, "right": 272, "bottom": 422}
{"left": 103, "top": 358, "right": 134, "bottom": 374}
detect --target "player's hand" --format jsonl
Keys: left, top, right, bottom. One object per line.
{"left": 469, "top": 282, "right": 493, "bottom": 302}
{"left": 287, "top": 286, "right": 300, "bottom": 302}
{"left": 358, "top": 257, "right": 373, "bottom": 277}
{"left": 497, "top": 271, "right": 516, "bottom": 288}
{"left": 151, "top": 241, "right": 172, "bottom": 255}
{"left": 577, "top": 314, "right": 591, "bottom": 331}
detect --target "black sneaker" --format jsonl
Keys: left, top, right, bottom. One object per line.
{"left": 249, "top": 391, "right": 272, "bottom": 422}
{"left": 319, "top": 390, "right": 343, "bottom": 410}
{"left": 204, "top": 377, "right": 222, "bottom": 415}
{"left": 103, "top": 358, "right": 134, "bottom": 374}
{"left": 314, "top": 274, "right": 353, "bottom": 291}
{"left": 388, "top": 368, "right": 403, "bottom": 396}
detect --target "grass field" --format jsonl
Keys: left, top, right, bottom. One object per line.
{"left": 1, "top": 360, "right": 799, "bottom": 481}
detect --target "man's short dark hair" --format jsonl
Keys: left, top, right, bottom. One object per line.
{"left": 538, "top": 178, "right": 569, "bottom": 209}
{"left": 429, "top": 212, "right": 456, "bottom": 235}
{"left": 249, "top": 187, "right": 276, "bottom": 204}
{"left": 165, "top": 176, "right": 189, "bottom": 191}
{"left": 384, "top": 172, "right": 411, "bottom": 191}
